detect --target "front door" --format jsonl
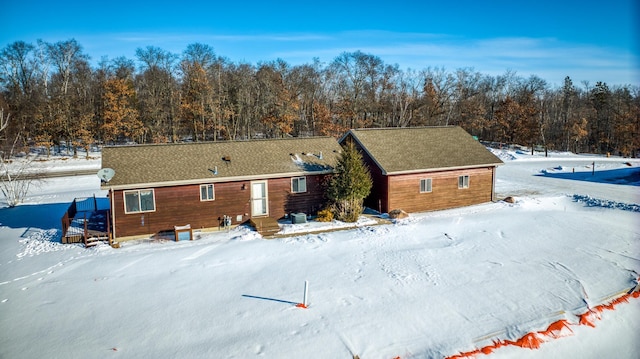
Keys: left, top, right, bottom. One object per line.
{"left": 251, "top": 181, "right": 268, "bottom": 217}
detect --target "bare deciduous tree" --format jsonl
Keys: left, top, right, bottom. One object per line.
{"left": 1, "top": 39, "right": 639, "bottom": 159}
{"left": 0, "top": 111, "right": 45, "bottom": 207}
{"left": 0, "top": 108, "right": 8, "bottom": 132}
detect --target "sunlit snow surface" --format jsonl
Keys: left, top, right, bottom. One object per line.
{"left": 0, "top": 149, "right": 638, "bottom": 358}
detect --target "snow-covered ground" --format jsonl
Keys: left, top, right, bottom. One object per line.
{"left": 0, "top": 149, "right": 638, "bottom": 358}
{"left": 1, "top": 150, "right": 102, "bottom": 175}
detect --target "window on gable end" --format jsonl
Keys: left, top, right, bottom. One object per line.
{"left": 458, "top": 175, "right": 470, "bottom": 189}
{"left": 420, "top": 178, "right": 432, "bottom": 193}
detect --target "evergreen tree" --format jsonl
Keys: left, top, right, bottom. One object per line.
{"left": 327, "top": 140, "right": 372, "bottom": 222}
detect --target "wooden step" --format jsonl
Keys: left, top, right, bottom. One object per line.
{"left": 62, "top": 235, "right": 84, "bottom": 244}
{"left": 250, "top": 217, "right": 280, "bottom": 236}
{"left": 86, "top": 236, "right": 109, "bottom": 241}
{"left": 84, "top": 235, "right": 110, "bottom": 248}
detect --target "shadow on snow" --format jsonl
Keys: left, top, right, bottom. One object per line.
{"left": 536, "top": 166, "right": 640, "bottom": 186}
{"left": 241, "top": 294, "right": 299, "bottom": 306}
{"left": 0, "top": 203, "right": 68, "bottom": 242}
{"left": 0, "top": 198, "right": 109, "bottom": 242}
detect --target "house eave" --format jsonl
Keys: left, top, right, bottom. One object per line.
{"left": 101, "top": 170, "right": 335, "bottom": 191}
{"left": 384, "top": 162, "right": 503, "bottom": 176}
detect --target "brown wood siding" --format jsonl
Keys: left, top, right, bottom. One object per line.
{"left": 112, "top": 175, "right": 330, "bottom": 239}
{"left": 112, "top": 181, "right": 252, "bottom": 238}
{"left": 267, "top": 175, "right": 330, "bottom": 219}
{"left": 386, "top": 166, "right": 496, "bottom": 213}
{"left": 362, "top": 155, "right": 387, "bottom": 213}
{"left": 351, "top": 136, "right": 389, "bottom": 213}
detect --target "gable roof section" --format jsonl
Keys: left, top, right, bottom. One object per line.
{"left": 343, "top": 126, "right": 503, "bottom": 175}
{"left": 101, "top": 137, "right": 342, "bottom": 190}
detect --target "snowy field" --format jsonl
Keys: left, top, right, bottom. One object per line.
{"left": 0, "top": 149, "right": 639, "bottom": 358}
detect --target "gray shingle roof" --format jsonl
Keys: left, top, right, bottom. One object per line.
{"left": 101, "top": 137, "right": 342, "bottom": 189}
{"left": 344, "top": 126, "right": 503, "bottom": 174}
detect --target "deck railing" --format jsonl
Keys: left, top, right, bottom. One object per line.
{"left": 61, "top": 195, "right": 112, "bottom": 246}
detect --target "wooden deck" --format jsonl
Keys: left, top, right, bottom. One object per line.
{"left": 249, "top": 217, "right": 281, "bottom": 236}
{"left": 61, "top": 196, "right": 113, "bottom": 247}
{"left": 62, "top": 210, "right": 110, "bottom": 243}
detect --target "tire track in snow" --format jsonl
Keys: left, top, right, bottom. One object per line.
{"left": 181, "top": 244, "right": 218, "bottom": 261}
{"left": 114, "top": 253, "right": 153, "bottom": 272}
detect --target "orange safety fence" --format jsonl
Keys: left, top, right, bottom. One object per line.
{"left": 445, "top": 281, "right": 639, "bottom": 359}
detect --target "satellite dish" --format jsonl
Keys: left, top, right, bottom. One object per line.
{"left": 97, "top": 168, "right": 116, "bottom": 183}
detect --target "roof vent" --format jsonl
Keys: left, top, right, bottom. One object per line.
{"left": 222, "top": 155, "right": 231, "bottom": 162}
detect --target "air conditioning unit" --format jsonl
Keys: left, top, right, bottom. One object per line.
{"left": 291, "top": 213, "right": 307, "bottom": 224}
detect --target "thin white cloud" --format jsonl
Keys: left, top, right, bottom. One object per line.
{"left": 74, "top": 30, "right": 638, "bottom": 86}
{"left": 271, "top": 33, "right": 638, "bottom": 85}
{"left": 111, "top": 32, "right": 331, "bottom": 43}
{"left": 214, "top": 34, "right": 331, "bottom": 42}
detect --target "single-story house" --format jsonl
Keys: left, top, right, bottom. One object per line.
{"left": 100, "top": 137, "right": 342, "bottom": 240}
{"left": 340, "top": 126, "right": 504, "bottom": 214}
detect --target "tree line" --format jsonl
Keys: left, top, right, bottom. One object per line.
{"left": 1, "top": 39, "right": 638, "bottom": 158}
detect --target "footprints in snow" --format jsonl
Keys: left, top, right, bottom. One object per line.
{"left": 356, "top": 226, "right": 390, "bottom": 237}
{"left": 379, "top": 255, "right": 440, "bottom": 287}
{"left": 254, "top": 344, "right": 264, "bottom": 356}
{"left": 347, "top": 248, "right": 441, "bottom": 287}
{"left": 282, "top": 234, "right": 329, "bottom": 245}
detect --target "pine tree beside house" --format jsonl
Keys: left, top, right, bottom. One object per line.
{"left": 327, "top": 139, "right": 372, "bottom": 222}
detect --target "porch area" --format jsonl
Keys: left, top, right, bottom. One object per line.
{"left": 249, "top": 217, "right": 280, "bottom": 236}
{"left": 61, "top": 195, "right": 113, "bottom": 247}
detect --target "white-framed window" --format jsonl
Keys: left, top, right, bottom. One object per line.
{"left": 200, "top": 184, "right": 215, "bottom": 201}
{"left": 291, "top": 176, "right": 307, "bottom": 193}
{"left": 124, "top": 189, "right": 156, "bottom": 214}
{"left": 420, "top": 178, "right": 432, "bottom": 193}
{"left": 458, "top": 175, "right": 470, "bottom": 189}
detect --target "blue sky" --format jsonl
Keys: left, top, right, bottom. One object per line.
{"left": 2, "top": 0, "right": 638, "bottom": 86}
